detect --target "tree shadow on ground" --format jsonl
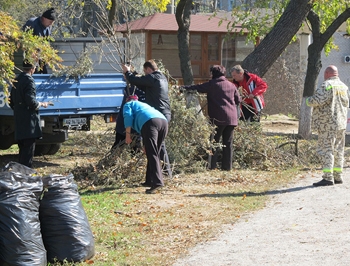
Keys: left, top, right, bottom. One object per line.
{"left": 0, "top": 154, "right": 61, "bottom": 169}
{"left": 189, "top": 184, "right": 314, "bottom": 198}
{"left": 0, "top": 154, "right": 18, "bottom": 168}
{"left": 79, "top": 186, "right": 121, "bottom": 196}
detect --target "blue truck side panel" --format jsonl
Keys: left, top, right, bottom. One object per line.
{"left": 0, "top": 73, "right": 126, "bottom": 116}
{"left": 0, "top": 73, "right": 126, "bottom": 151}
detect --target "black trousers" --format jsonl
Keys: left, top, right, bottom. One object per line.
{"left": 18, "top": 138, "right": 36, "bottom": 168}
{"left": 141, "top": 118, "right": 168, "bottom": 187}
{"left": 240, "top": 104, "right": 260, "bottom": 122}
{"left": 160, "top": 113, "right": 172, "bottom": 178}
{"left": 210, "top": 125, "right": 235, "bottom": 170}
{"left": 112, "top": 132, "right": 126, "bottom": 149}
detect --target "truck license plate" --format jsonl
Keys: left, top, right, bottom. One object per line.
{"left": 63, "top": 117, "right": 87, "bottom": 126}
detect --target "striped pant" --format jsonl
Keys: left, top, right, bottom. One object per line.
{"left": 316, "top": 129, "right": 346, "bottom": 181}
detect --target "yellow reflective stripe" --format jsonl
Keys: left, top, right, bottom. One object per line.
{"left": 333, "top": 168, "right": 342, "bottom": 172}
{"left": 323, "top": 168, "right": 332, "bottom": 173}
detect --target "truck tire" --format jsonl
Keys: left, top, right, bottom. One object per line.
{"left": 0, "top": 133, "right": 15, "bottom": 150}
{"left": 34, "top": 144, "right": 51, "bottom": 156}
{"left": 46, "top": 143, "right": 62, "bottom": 155}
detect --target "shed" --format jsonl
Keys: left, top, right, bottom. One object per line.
{"left": 115, "top": 13, "right": 253, "bottom": 83}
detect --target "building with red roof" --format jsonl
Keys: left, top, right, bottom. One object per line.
{"left": 115, "top": 13, "right": 252, "bottom": 83}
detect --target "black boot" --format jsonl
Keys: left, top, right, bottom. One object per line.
{"left": 313, "top": 179, "right": 334, "bottom": 187}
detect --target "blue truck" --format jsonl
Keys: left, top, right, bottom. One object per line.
{"left": 0, "top": 73, "right": 126, "bottom": 155}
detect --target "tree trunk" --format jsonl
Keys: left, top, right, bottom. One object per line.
{"left": 108, "top": 0, "right": 117, "bottom": 31}
{"left": 298, "top": 98, "right": 313, "bottom": 139}
{"left": 176, "top": 0, "right": 194, "bottom": 85}
{"left": 176, "top": 0, "right": 203, "bottom": 114}
{"left": 242, "top": 0, "right": 313, "bottom": 77}
{"left": 298, "top": 40, "right": 322, "bottom": 138}
{"left": 298, "top": 8, "right": 350, "bottom": 138}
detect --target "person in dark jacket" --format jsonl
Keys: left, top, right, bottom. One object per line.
{"left": 123, "top": 95, "right": 168, "bottom": 194}
{"left": 22, "top": 8, "right": 56, "bottom": 74}
{"left": 182, "top": 65, "right": 241, "bottom": 170}
{"left": 112, "top": 84, "right": 146, "bottom": 149}
{"left": 122, "top": 60, "right": 172, "bottom": 178}
{"left": 9, "top": 61, "right": 50, "bottom": 168}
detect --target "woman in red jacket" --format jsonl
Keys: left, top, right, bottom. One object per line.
{"left": 231, "top": 65, "right": 268, "bottom": 122}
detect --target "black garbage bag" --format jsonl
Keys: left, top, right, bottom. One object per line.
{"left": 0, "top": 162, "right": 47, "bottom": 266}
{"left": 39, "top": 173, "right": 95, "bottom": 263}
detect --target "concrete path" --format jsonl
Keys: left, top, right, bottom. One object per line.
{"left": 174, "top": 168, "right": 350, "bottom": 266}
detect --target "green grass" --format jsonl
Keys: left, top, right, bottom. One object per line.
{"left": 0, "top": 144, "right": 18, "bottom": 154}
{"left": 67, "top": 168, "right": 306, "bottom": 266}
{"left": 0, "top": 116, "right": 320, "bottom": 265}
{"left": 79, "top": 189, "right": 160, "bottom": 265}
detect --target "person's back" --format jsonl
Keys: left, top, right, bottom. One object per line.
{"left": 325, "top": 76, "right": 348, "bottom": 129}
{"left": 123, "top": 97, "right": 168, "bottom": 193}
{"left": 143, "top": 71, "right": 171, "bottom": 118}
{"left": 306, "top": 65, "right": 349, "bottom": 187}
{"left": 197, "top": 76, "right": 240, "bottom": 126}
{"left": 123, "top": 101, "right": 166, "bottom": 134}
{"left": 307, "top": 68, "right": 349, "bottom": 131}
{"left": 182, "top": 65, "right": 241, "bottom": 170}
{"left": 122, "top": 60, "right": 171, "bottom": 120}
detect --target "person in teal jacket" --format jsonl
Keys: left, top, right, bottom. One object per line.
{"left": 123, "top": 95, "right": 168, "bottom": 194}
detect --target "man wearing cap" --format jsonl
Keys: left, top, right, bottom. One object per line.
{"left": 23, "top": 8, "right": 56, "bottom": 37}
{"left": 9, "top": 61, "right": 50, "bottom": 168}
{"left": 22, "top": 8, "right": 56, "bottom": 73}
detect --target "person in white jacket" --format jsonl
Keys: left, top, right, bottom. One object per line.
{"left": 306, "top": 65, "right": 349, "bottom": 186}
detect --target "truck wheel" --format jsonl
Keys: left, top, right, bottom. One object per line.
{"left": 34, "top": 144, "right": 51, "bottom": 156}
{"left": 0, "top": 133, "right": 15, "bottom": 150}
{"left": 46, "top": 143, "right": 62, "bottom": 155}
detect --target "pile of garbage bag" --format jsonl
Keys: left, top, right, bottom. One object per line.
{"left": 0, "top": 162, "right": 95, "bottom": 265}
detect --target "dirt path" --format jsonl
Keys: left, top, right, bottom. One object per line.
{"left": 174, "top": 168, "right": 350, "bottom": 266}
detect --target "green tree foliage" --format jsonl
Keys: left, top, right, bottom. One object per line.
{"left": 227, "top": 0, "right": 313, "bottom": 76}
{"left": 142, "top": 0, "right": 170, "bottom": 11}
{"left": 229, "top": 0, "right": 350, "bottom": 45}
{"left": 311, "top": 0, "right": 350, "bottom": 54}
{"left": 226, "top": 0, "right": 350, "bottom": 139}
{"left": 0, "top": 0, "right": 55, "bottom": 27}
{"left": 227, "top": 0, "right": 349, "bottom": 77}
{"left": 0, "top": 0, "right": 170, "bottom": 94}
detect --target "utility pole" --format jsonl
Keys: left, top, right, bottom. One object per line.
{"left": 166, "top": 0, "right": 175, "bottom": 14}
